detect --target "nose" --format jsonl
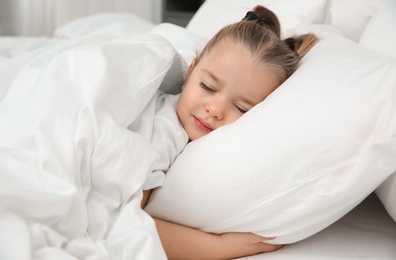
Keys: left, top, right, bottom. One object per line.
{"left": 205, "top": 98, "right": 224, "bottom": 120}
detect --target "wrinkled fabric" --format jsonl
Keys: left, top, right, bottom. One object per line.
{"left": 0, "top": 33, "right": 186, "bottom": 259}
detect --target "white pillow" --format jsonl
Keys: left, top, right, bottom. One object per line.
{"left": 53, "top": 13, "right": 155, "bottom": 39}
{"left": 324, "top": 0, "right": 383, "bottom": 42}
{"left": 186, "top": 0, "right": 327, "bottom": 39}
{"left": 145, "top": 33, "right": 396, "bottom": 244}
{"left": 359, "top": 0, "right": 396, "bottom": 58}
{"left": 358, "top": 0, "right": 396, "bottom": 223}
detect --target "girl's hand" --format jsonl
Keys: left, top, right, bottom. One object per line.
{"left": 154, "top": 218, "right": 283, "bottom": 259}
{"left": 219, "top": 232, "right": 283, "bottom": 259}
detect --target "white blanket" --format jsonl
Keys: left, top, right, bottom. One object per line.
{"left": 0, "top": 32, "right": 187, "bottom": 259}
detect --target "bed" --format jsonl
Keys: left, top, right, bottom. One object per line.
{"left": 1, "top": 0, "right": 395, "bottom": 259}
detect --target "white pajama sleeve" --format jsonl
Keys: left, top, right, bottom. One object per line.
{"left": 142, "top": 93, "right": 188, "bottom": 190}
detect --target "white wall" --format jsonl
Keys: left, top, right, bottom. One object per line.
{"left": 0, "top": 0, "right": 162, "bottom": 36}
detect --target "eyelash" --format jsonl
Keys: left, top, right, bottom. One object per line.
{"left": 199, "top": 82, "right": 215, "bottom": 93}
{"left": 199, "top": 82, "right": 248, "bottom": 114}
{"left": 236, "top": 106, "right": 247, "bottom": 114}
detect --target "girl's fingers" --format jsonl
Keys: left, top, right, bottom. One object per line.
{"left": 260, "top": 236, "right": 276, "bottom": 241}
{"left": 246, "top": 233, "right": 277, "bottom": 243}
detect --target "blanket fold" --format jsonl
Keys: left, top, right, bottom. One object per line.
{"left": 0, "top": 33, "right": 185, "bottom": 259}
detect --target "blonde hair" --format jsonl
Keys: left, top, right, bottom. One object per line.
{"left": 197, "top": 5, "right": 319, "bottom": 84}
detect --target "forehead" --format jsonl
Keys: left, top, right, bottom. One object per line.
{"left": 196, "top": 41, "right": 279, "bottom": 103}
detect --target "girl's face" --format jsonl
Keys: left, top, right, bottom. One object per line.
{"left": 177, "top": 40, "right": 280, "bottom": 141}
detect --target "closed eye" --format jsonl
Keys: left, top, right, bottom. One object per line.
{"left": 235, "top": 105, "right": 248, "bottom": 114}
{"left": 200, "top": 82, "right": 215, "bottom": 93}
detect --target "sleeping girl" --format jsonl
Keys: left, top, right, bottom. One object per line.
{"left": 139, "top": 4, "right": 319, "bottom": 259}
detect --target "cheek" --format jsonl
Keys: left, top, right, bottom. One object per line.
{"left": 178, "top": 92, "right": 189, "bottom": 110}
{"left": 177, "top": 90, "right": 194, "bottom": 118}
{"left": 226, "top": 113, "right": 243, "bottom": 125}
{"left": 176, "top": 95, "right": 186, "bottom": 117}
{"left": 180, "top": 83, "right": 199, "bottom": 106}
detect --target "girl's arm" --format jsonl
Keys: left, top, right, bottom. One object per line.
{"left": 141, "top": 190, "right": 152, "bottom": 208}
{"left": 142, "top": 190, "right": 282, "bottom": 259}
{"left": 153, "top": 217, "right": 282, "bottom": 259}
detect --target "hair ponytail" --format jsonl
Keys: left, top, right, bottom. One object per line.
{"left": 284, "top": 33, "right": 319, "bottom": 58}
{"left": 251, "top": 5, "right": 318, "bottom": 58}
{"left": 251, "top": 5, "right": 281, "bottom": 38}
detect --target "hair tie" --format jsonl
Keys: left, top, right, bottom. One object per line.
{"left": 242, "top": 11, "right": 262, "bottom": 23}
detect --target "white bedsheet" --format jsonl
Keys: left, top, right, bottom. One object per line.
{"left": 0, "top": 32, "right": 186, "bottom": 259}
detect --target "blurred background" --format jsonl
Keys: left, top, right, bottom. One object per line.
{"left": 0, "top": 0, "right": 204, "bottom": 36}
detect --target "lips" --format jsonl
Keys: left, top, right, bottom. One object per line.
{"left": 193, "top": 116, "right": 213, "bottom": 133}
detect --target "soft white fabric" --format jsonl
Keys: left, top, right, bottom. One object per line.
{"left": 239, "top": 194, "right": 396, "bottom": 260}
{"left": 150, "top": 23, "right": 207, "bottom": 68}
{"left": 0, "top": 33, "right": 188, "bottom": 259}
{"left": 186, "top": 0, "right": 327, "bottom": 39}
{"left": 358, "top": 0, "right": 396, "bottom": 223}
{"left": 145, "top": 33, "right": 396, "bottom": 244}
{"left": 128, "top": 92, "right": 188, "bottom": 190}
{"left": 359, "top": 0, "right": 396, "bottom": 58}
{"left": 53, "top": 12, "right": 156, "bottom": 39}
{"left": 283, "top": 23, "right": 342, "bottom": 41}
{"left": 324, "top": 0, "right": 383, "bottom": 42}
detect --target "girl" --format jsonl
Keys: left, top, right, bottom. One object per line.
{"left": 143, "top": 5, "right": 319, "bottom": 259}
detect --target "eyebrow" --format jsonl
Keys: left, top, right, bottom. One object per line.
{"left": 202, "top": 69, "right": 222, "bottom": 85}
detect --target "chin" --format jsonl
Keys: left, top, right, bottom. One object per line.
{"left": 187, "top": 132, "right": 202, "bottom": 141}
